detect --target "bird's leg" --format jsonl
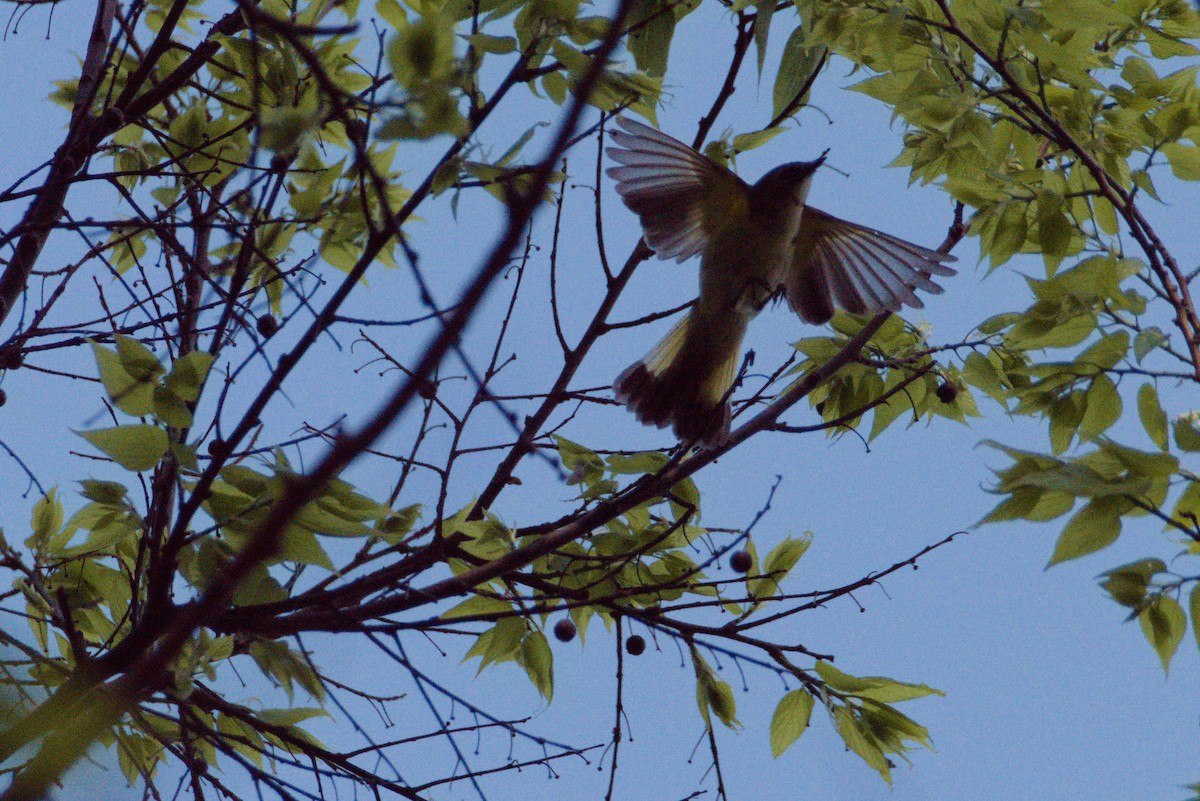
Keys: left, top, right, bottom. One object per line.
{"left": 736, "top": 277, "right": 777, "bottom": 312}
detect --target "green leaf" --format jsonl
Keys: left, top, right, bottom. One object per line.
{"left": 1047, "top": 496, "right": 1125, "bottom": 566}
{"left": 542, "top": 71, "right": 567, "bottom": 105}
{"left": 207, "top": 635, "right": 234, "bottom": 663}
{"left": 441, "top": 594, "right": 512, "bottom": 621}
{"left": 1048, "top": 392, "right": 1084, "bottom": 454}
{"left": 278, "top": 526, "right": 334, "bottom": 569}
{"left": 376, "top": 503, "right": 422, "bottom": 544}
{"left": 814, "top": 662, "right": 942, "bottom": 702}
{"left": 376, "top": 0, "right": 406, "bottom": 30}
{"left": 174, "top": 437, "right": 198, "bottom": 470}
{"left": 248, "top": 640, "right": 325, "bottom": 701}
{"left": 153, "top": 385, "right": 193, "bottom": 427}
{"left": 448, "top": 507, "right": 514, "bottom": 560}
{"left": 1100, "top": 558, "right": 1164, "bottom": 609}
{"left": 91, "top": 340, "right": 156, "bottom": 416}
{"left": 772, "top": 26, "right": 823, "bottom": 120}
{"left": 1098, "top": 440, "right": 1178, "bottom": 479}
{"left": 833, "top": 706, "right": 891, "bottom": 782}
{"left": 989, "top": 201, "right": 1029, "bottom": 267}
{"left": 626, "top": 0, "right": 692, "bottom": 78}
{"left": 732, "top": 127, "right": 784, "bottom": 154}
{"left": 1133, "top": 328, "right": 1167, "bottom": 362}
{"left": 293, "top": 491, "right": 381, "bottom": 538}
{"left": 691, "top": 647, "right": 739, "bottom": 729}
{"left": 1137, "top": 384, "right": 1169, "bottom": 451}
{"left": 1174, "top": 416, "right": 1200, "bottom": 452}
{"left": 751, "top": 0, "right": 776, "bottom": 75}
{"left": 1132, "top": 169, "right": 1160, "bottom": 201}
{"left": 1190, "top": 583, "right": 1200, "bottom": 657}
{"left": 59, "top": 515, "right": 137, "bottom": 557}
{"left": 467, "top": 33, "right": 516, "bottom": 54}
{"left": 80, "top": 480, "right": 126, "bottom": 504}
{"left": 962, "top": 351, "right": 1009, "bottom": 403}
{"left": 79, "top": 425, "right": 169, "bottom": 472}
{"left": 555, "top": 434, "right": 604, "bottom": 484}
{"left": 749, "top": 534, "right": 811, "bottom": 599}
{"left": 982, "top": 487, "right": 1075, "bottom": 524}
{"left": 1092, "top": 195, "right": 1118, "bottom": 235}
{"left": 1138, "top": 596, "right": 1186, "bottom": 674}
{"left": 520, "top": 630, "right": 554, "bottom": 701}
{"left": 1078, "top": 375, "right": 1121, "bottom": 441}
{"left": 167, "top": 102, "right": 207, "bottom": 151}
{"left": 669, "top": 476, "right": 700, "bottom": 519}
{"left": 116, "top": 732, "right": 160, "bottom": 786}
{"left": 607, "top": 451, "right": 670, "bottom": 474}
{"left": 390, "top": 14, "right": 458, "bottom": 87}
{"left": 115, "top": 335, "right": 164, "bottom": 380}
{"left": 1077, "top": 332, "right": 1129, "bottom": 372}
{"left": 1036, "top": 189, "right": 1073, "bottom": 257}
{"left": 1162, "top": 142, "right": 1200, "bottom": 180}
{"left": 216, "top": 715, "right": 265, "bottom": 768}
{"left": 31, "top": 489, "right": 63, "bottom": 545}
{"left": 765, "top": 533, "right": 810, "bottom": 575}
{"left": 496, "top": 125, "right": 542, "bottom": 168}
{"left": 165, "top": 351, "right": 215, "bottom": 402}
{"left": 232, "top": 565, "right": 288, "bottom": 606}
{"left": 769, "top": 689, "right": 814, "bottom": 757}
{"left": 470, "top": 617, "right": 525, "bottom": 672}
{"left": 257, "top": 707, "right": 330, "bottom": 727}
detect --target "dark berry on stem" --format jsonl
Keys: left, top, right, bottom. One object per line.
{"left": 553, "top": 619, "right": 576, "bottom": 643}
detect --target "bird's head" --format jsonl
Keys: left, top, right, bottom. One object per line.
{"left": 748, "top": 151, "right": 828, "bottom": 220}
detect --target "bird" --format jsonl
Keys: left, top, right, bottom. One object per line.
{"left": 606, "top": 116, "right": 956, "bottom": 445}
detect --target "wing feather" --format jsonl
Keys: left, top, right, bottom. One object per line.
{"left": 605, "top": 117, "right": 747, "bottom": 263}
{"left": 787, "top": 208, "right": 956, "bottom": 323}
{"left": 833, "top": 235, "right": 921, "bottom": 310}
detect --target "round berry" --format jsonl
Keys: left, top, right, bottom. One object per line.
{"left": 256, "top": 314, "right": 279, "bottom": 338}
{"left": 625, "top": 634, "right": 646, "bottom": 656}
{"left": 344, "top": 118, "right": 369, "bottom": 143}
{"left": 552, "top": 619, "right": 576, "bottom": 643}
{"left": 0, "top": 388, "right": 7, "bottom": 407}
{"left": 730, "top": 550, "right": 753, "bottom": 574}
{"left": 206, "top": 438, "right": 230, "bottom": 459}
{"left": 0, "top": 348, "right": 23, "bottom": 370}
{"left": 935, "top": 381, "right": 959, "bottom": 404}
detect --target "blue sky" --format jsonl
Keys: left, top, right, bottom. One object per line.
{"left": 1, "top": 3, "right": 1198, "bottom": 800}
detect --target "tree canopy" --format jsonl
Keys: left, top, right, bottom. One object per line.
{"left": 0, "top": 0, "right": 1198, "bottom": 799}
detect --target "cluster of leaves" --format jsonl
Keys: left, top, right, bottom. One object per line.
{"left": 791, "top": 0, "right": 1200, "bottom": 677}
{"left": 14, "top": 332, "right": 414, "bottom": 783}
{"left": 965, "top": 254, "right": 1200, "bottom": 672}
{"left": 84, "top": 336, "right": 213, "bottom": 469}
{"left": 699, "top": 648, "right": 942, "bottom": 785}
{"left": 17, "top": 482, "right": 334, "bottom": 787}
{"left": 5, "top": 0, "right": 1198, "bottom": 798}
{"left": 437, "top": 436, "right": 944, "bottom": 782}
{"left": 791, "top": 314, "right": 979, "bottom": 440}
{"left": 22, "top": 484, "right": 141, "bottom": 661}
{"left": 6, "top": 0, "right": 896, "bottom": 795}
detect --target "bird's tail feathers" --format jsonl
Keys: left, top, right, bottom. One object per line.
{"left": 615, "top": 313, "right": 741, "bottom": 444}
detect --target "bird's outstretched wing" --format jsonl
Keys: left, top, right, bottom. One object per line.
{"left": 605, "top": 117, "right": 748, "bottom": 263}
{"left": 786, "top": 208, "right": 957, "bottom": 324}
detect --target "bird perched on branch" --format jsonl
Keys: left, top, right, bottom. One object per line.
{"left": 607, "top": 117, "right": 956, "bottom": 445}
